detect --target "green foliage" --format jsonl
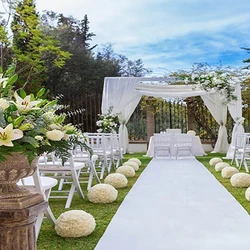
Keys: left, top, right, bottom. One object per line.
{"left": 10, "top": 0, "right": 71, "bottom": 92}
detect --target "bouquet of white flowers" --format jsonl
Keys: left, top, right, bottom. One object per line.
{"left": 96, "top": 107, "right": 120, "bottom": 133}
{"left": 0, "top": 65, "right": 88, "bottom": 163}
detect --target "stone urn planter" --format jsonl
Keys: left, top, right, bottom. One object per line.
{"left": 0, "top": 152, "right": 38, "bottom": 199}
{"left": 0, "top": 153, "right": 47, "bottom": 250}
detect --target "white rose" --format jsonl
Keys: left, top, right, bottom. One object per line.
{"left": 46, "top": 129, "right": 64, "bottom": 141}
{"left": 0, "top": 98, "right": 9, "bottom": 111}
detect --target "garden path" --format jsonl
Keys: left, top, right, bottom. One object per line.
{"left": 95, "top": 158, "right": 250, "bottom": 250}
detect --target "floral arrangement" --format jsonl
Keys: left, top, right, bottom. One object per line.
{"left": 116, "top": 165, "right": 135, "bottom": 178}
{"left": 104, "top": 173, "right": 128, "bottom": 189}
{"left": 55, "top": 210, "right": 96, "bottom": 237}
{"left": 96, "top": 106, "right": 120, "bottom": 133}
{"left": 179, "top": 64, "right": 250, "bottom": 104}
{"left": 87, "top": 183, "right": 118, "bottom": 204}
{"left": 0, "top": 65, "right": 88, "bottom": 163}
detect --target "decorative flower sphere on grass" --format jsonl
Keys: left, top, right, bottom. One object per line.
{"left": 215, "top": 162, "right": 230, "bottom": 172}
{"left": 55, "top": 210, "right": 96, "bottom": 237}
{"left": 128, "top": 158, "right": 142, "bottom": 166}
{"left": 221, "top": 167, "right": 239, "bottom": 178}
{"left": 245, "top": 187, "right": 250, "bottom": 201}
{"left": 187, "top": 130, "right": 196, "bottom": 136}
{"left": 123, "top": 161, "right": 139, "bottom": 171}
{"left": 209, "top": 157, "right": 223, "bottom": 166}
{"left": 104, "top": 173, "right": 128, "bottom": 188}
{"left": 116, "top": 165, "right": 135, "bottom": 177}
{"left": 87, "top": 184, "right": 118, "bottom": 204}
{"left": 230, "top": 173, "right": 250, "bottom": 188}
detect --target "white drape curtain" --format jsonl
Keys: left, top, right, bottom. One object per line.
{"left": 101, "top": 78, "right": 243, "bottom": 154}
{"left": 226, "top": 83, "right": 245, "bottom": 158}
{"left": 101, "top": 77, "right": 142, "bottom": 153}
{"left": 201, "top": 93, "right": 229, "bottom": 153}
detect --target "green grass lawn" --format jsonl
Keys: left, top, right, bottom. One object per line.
{"left": 37, "top": 152, "right": 250, "bottom": 250}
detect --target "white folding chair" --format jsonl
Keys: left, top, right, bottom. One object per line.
{"left": 38, "top": 153, "right": 85, "bottom": 208}
{"left": 153, "top": 133, "right": 172, "bottom": 159}
{"left": 166, "top": 129, "right": 182, "bottom": 134}
{"left": 238, "top": 133, "right": 250, "bottom": 172}
{"left": 72, "top": 150, "right": 101, "bottom": 190}
{"left": 111, "top": 133, "right": 123, "bottom": 168}
{"left": 174, "top": 134, "right": 194, "bottom": 159}
{"left": 17, "top": 170, "right": 57, "bottom": 239}
{"left": 231, "top": 133, "right": 245, "bottom": 167}
{"left": 85, "top": 133, "right": 112, "bottom": 179}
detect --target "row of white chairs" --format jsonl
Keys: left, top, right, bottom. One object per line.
{"left": 17, "top": 132, "right": 124, "bottom": 239}
{"left": 231, "top": 133, "right": 250, "bottom": 172}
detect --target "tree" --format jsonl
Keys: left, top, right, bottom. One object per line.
{"left": 10, "top": 0, "right": 71, "bottom": 92}
{"left": 242, "top": 47, "right": 250, "bottom": 69}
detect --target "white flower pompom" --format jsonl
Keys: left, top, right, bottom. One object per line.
{"left": 55, "top": 210, "right": 96, "bottom": 237}
{"left": 221, "top": 167, "right": 239, "bottom": 178}
{"left": 230, "top": 173, "right": 250, "bottom": 188}
{"left": 123, "top": 161, "right": 139, "bottom": 171}
{"left": 215, "top": 162, "right": 230, "bottom": 172}
{"left": 128, "top": 158, "right": 142, "bottom": 166}
{"left": 245, "top": 187, "right": 250, "bottom": 201}
{"left": 87, "top": 184, "right": 118, "bottom": 204}
{"left": 209, "top": 157, "right": 223, "bottom": 166}
{"left": 104, "top": 173, "right": 128, "bottom": 189}
{"left": 116, "top": 165, "right": 135, "bottom": 177}
{"left": 187, "top": 130, "right": 196, "bottom": 136}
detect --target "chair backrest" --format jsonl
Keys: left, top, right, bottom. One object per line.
{"left": 242, "top": 133, "right": 250, "bottom": 151}
{"left": 154, "top": 134, "right": 172, "bottom": 147}
{"left": 174, "top": 134, "right": 193, "bottom": 146}
{"left": 234, "top": 133, "right": 245, "bottom": 149}
{"left": 166, "top": 129, "right": 182, "bottom": 134}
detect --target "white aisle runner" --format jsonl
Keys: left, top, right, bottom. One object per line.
{"left": 95, "top": 159, "right": 250, "bottom": 250}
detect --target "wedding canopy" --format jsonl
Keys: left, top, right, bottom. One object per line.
{"left": 101, "top": 77, "right": 244, "bottom": 156}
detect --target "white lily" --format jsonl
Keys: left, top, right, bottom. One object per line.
{"left": 14, "top": 92, "right": 41, "bottom": 113}
{"left": 0, "top": 124, "right": 23, "bottom": 147}
{"left": 0, "top": 73, "right": 8, "bottom": 88}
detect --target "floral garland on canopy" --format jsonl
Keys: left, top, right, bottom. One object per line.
{"left": 96, "top": 106, "right": 120, "bottom": 133}
{"left": 0, "top": 65, "right": 89, "bottom": 163}
{"left": 178, "top": 64, "right": 250, "bottom": 105}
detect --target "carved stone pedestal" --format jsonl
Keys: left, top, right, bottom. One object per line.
{"left": 0, "top": 193, "right": 47, "bottom": 250}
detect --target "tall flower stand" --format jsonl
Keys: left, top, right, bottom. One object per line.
{"left": 0, "top": 193, "right": 47, "bottom": 250}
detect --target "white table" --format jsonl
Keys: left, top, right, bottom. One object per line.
{"left": 146, "top": 135, "right": 206, "bottom": 157}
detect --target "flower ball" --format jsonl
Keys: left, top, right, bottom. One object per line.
{"left": 221, "top": 167, "right": 239, "bottom": 178}
{"left": 187, "top": 130, "right": 196, "bottom": 136}
{"left": 230, "top": 173, "right": 250, "bottom": 188}
{"left": 123, "top": 161, "right": 139, "bottom": 171}
{"left": 87, "top": 184, "right": 118, "bottom": 204}
{"left": 215, "top": 162, "right": 230, "bottom": 172}
{"left": 245, "top": 187, "right": 250, "bottom": 201}
{"left": 55, "top": 210, "right": 96, "bottom": 237}
{"left": 209, "top": 157, "right": 223, "bottom": 166}
{"left": 104, "top": 173, "right": 128, "bottom": 189}
{"left": 116, "top": 165, "right": 135, "bottom": 177}
{"left": 128, "top": 158, "right": 142, "bottom": 166}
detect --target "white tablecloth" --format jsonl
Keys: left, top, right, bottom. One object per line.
{"left": 146, "top": 135, "right": 206, "bottom": 157}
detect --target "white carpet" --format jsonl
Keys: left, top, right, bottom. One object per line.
{"left": 95, "top": 159, "right": 250, "bottom": 250}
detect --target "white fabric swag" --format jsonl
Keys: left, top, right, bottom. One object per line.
{"left": 101, "top": 77, "right": 243, "bottom": 155}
